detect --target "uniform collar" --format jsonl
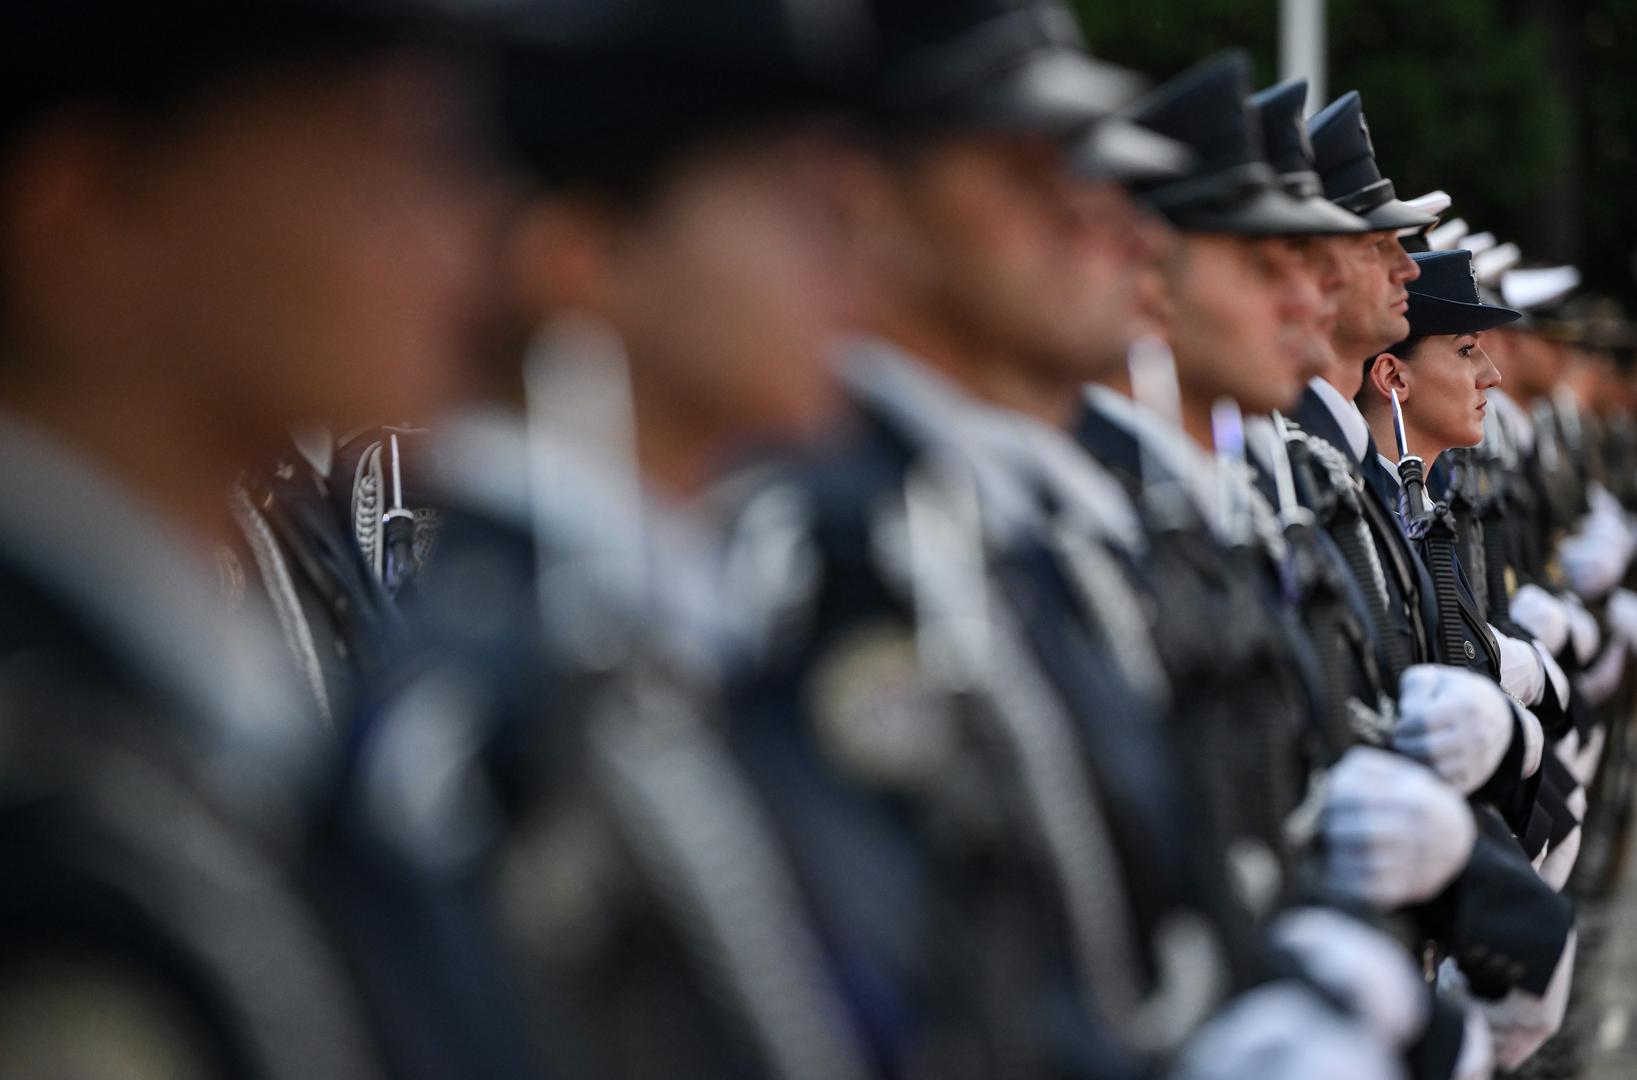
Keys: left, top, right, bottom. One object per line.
{"left": 0, "top": 410, "right": 320, "bottom": 816}
{"left": 432, "top": 406, "right": 534, "bottom": 529}
{"left": 1375, "top": 451, "right": 1402, "bottom": 488}
{"left": 433, "top": 404, "right": 748, "bottom": 672}
{"left": 1307, "top": 376, "right": 1372, "bottom": 464}
{"left": 1082, "top": 382, "right": 1218, "bottom": 525}
{"left": 844, "top": 339, "right": 1145, "bottom": 551}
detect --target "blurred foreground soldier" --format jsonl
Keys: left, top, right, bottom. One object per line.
{"left": 0, "top": 3, "right": 510, "bottom": 1078}
{"left": 340, "top": 2, "right": 889, "bottom": 1079}
{"left": 719, "top": 23, "right": 1404, "bottom": 1079}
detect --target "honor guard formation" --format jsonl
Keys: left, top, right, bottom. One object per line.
{"left": 8, "top": 2, "right": 1637, "bottom": 1078}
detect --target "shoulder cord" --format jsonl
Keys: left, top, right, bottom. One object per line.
{"left": 230, "top": 485, "right": 334, "bottom": 731}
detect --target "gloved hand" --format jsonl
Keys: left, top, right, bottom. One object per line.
{"left": 1440, "top": 931, "right": 1576, "bottom": 1072}
{"left": 1490, "top": 626, "right": 1546, "bottom": 706}
{"left": 1394, "top": 665, "right": 1514, "bottom": 794}
{"left": 1450, "top": 1003, "right": 1495, "bottom": 1080}
{"left": 1565, "top": 783, "right": 1587, "bottom": 823}
{"left": 1560, "top": 489, "right": 1634, "bottom": 601}
{"left": 1540, "top": 825, "right": 1581, "bottom": 891}
{"left": 1515, "top": 706, "right": 1544, "bottom": 779}
{"left": 1322, "top": 747, "right": 1477, "bottom": 910}
{"left": 1537, "top": 643, "right": 1570, "bottom": 709}
{"left": 1564, "top": 595, "right": 1600, "bottom": 666}
{"left": 1580, "top": 636, "right": 1626, "bottom": 706}
{"left": 1555, "top": 729, "right": 1580, "bottom": 774}
{"left": 1610, "top": 588, "right": 1637, "bottom": 649}
{"left": 1271, "top": 907, "right": 1428, "bottom": 1050}
{"left": 1561, "top": 536, "right": 1626, "bottom": 601}
{"left": 1168, "top": 982, "right": 1405, "bottom": 1080}
{"left": 1574, "top": 726, "right": 1606, "bottom": 785}
{"left": 1510, "top": 585, "right": 1571, "bottom": 657}
{"left": 1558, "top": 490, "right": 1637, "bottom": 598}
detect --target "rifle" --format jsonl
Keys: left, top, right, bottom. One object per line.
{"left": 1444, "top": 447, "right": 1490, "bottom": 624}
{"left": 1121, "top": 347, "right": 1310, "bottom": 898}
{"left": 1264, "top": 413, "right": 1389, "bottom": 750}
{"left": 1281, "top": 415, "right": 1421, "bottom": 686}
{"left": 902, "top": 451, "right": 1220, "bottom": 1055}
{"left": 1477, "top": 410, "right": 1518, "bottom": 623}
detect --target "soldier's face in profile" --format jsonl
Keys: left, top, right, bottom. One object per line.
{"left": 1159, "top": 234, "right": 1317, "bottom": 416}
{"left": 875, "top": 133, "right": 1149, "bottom": 376}
{"left": 1506, "top": 331, "right": 1569, "bottom": 401}
{"left": 1376, "top": 333, "right": 1501, "bottom": 454}
{"left": 1283, "top": 237, "right": 1344, "bottom": 379}
{"left": 529, "top": 129, "right": 856, "bottom": 463}
{"left": 3, "top": 54, "right": 502, "bottom": 450}
{"left": 1330, "top": 230, "right": 1420, "bottom": 373}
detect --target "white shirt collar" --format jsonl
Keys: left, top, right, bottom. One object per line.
{"left": 1308, "top": 376, "right": 1373, "bottom": 465}
{"left": 1376, "top": 452, "right": 1402, "bottom": 487}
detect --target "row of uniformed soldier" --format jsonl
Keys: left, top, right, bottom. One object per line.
{"left": 4, "top": 1, "right": 1637, "bottom": 1078}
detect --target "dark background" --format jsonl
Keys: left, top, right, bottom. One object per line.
{"left": 1074, "top": 0, "right": 1637, "bottom": 310}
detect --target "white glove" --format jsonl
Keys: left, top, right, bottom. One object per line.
{"left": 1580, "top": 639, "right": 1626, "bottom": 706}
{"left": 1554, "top": 729, "right": 1580, "bottom": 773}
{"left": 1322, "top": 747, "right": 1477, "bottom": 909}
{"left": 1561, "top": 492, "right": 1633, "bottom": 601}
{"left": 1516, "top": 706, "right": 1544, "bottom": 779}
{"left": 1450, "top": 1004, "right": 1495, "bottom": 1080}
{"left": 1168, "top": 982, "right": 1405, "bottom": 1080}
{"left": 1575, "top": 726, "right": 1606, "bottom": 785}
{"left": 1566, "top": 783, "right": 1587, "bottom": 823}
{"left": 1394, "top": 665, "right": 1514, "bottom": 794}
{"left": 1490, "top": 626, "right": 1546, "bottom": 706}
{"left": 1510, "top": 585, "right": 1571, "bottom": 657}
{"left": 1610, "top": 588, "right": 1637, "bottom": 648}
{"left": 1564, "top": 595, "right": 1600, "bottom": 665}
{"left": 1562, "top": 486, "right": 1636, "bottom": 601}
{"left": 1441, "top": 931, "right": 1577, "bottom": 1072}
{"left": 1536, "top": 643, "right": 1570, "bottom": 709}
{"left": 1271, "top": 907, "right": 1429, "bottom": 1050}
{"left": 1540, "top": 825, "right": 1581, "bottom": 891}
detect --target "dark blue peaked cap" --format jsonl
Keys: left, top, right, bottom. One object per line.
{"left": 1130, "top": 51, "right": 1366, "bottom": 235}
{"left": 865, "top": 0, "right": 1193, "bottom": 182}
{"left": 1307, "top": 90, "right": 1437, "bottom": 232}
{"left": 496, "top": 0, "right": 875, "bottom": 185}
{"left": 868, "top": 0, "right": 1141, "bottom": 133}
{"left": 1405, "top": 250, "right": 1523, "bottom": 337}
{"left": 1249, "top": 77, "right": 1368, "bottom": 233}
{"left": 1, "top": 0, "right": 498, "bottom": 144}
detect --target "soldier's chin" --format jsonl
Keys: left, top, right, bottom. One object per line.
{"left": 1383, "top": 311, "right": 1411, "bottom": 343}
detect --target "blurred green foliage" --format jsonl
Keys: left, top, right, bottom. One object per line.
{"left": 1072, "top": 0, "right": 1637, "bottom": 307}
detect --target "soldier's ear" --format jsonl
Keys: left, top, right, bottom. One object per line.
{"left": 1371, "top": 351, "right": 1410, "bottom": 402}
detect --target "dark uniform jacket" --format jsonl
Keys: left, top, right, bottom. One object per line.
{"left": 0, "top": 416, "right": 399, "bottom": 1080}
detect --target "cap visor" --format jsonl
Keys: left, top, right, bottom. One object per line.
{"left": 1071, "top": 116, "right": 1193, "bottom": 182}
{"left": 1170, "top": 185, "right": 1373, "bottom": 236}
{"left": 954, "top": 48, "right": 1146, "bottom": 134}
{"left": 1405, "top": 294, "right": 1523, "bottom": 336}
{"left": 1356, "top": 197, "right": 1437, "bottom": 232}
